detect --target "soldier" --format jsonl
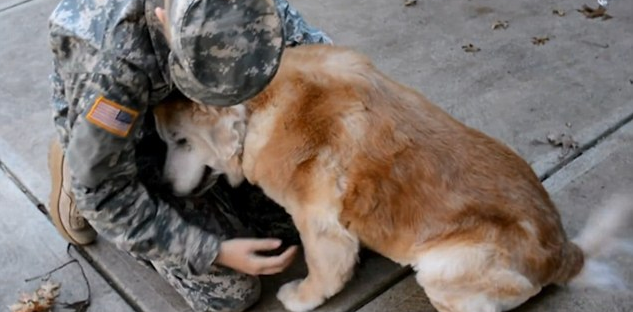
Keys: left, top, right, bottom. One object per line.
{"left": 47, "top": 0, "right": 331, "bottom": 311}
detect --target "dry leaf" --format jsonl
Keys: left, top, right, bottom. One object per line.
{"left": 8, "top": 303, "right": 28, "bottom": 312}
{"left": 547, "top": 133, "right": 579, "bottom": 158}
{"left": 532, "top": 132, "right": 579, "bottom": 153}
{"left": 404, "top": 0, "right": 417, "bottom": 6}
{"left": 546, "top": 133, "right": 579, "bottom": 148}
{"left": 9, "top": 282, "right": 61, "bottom": 312}
{"left": 552, "top": 9, "right": 566, "bottom": 16}
{"left": 37, "top": 282, "right": 61, "bottom": 301}
{"left": 577, "top": 5, "right": 612, "bottom": 20}
{"left": 492, "top": 20, "right": 509, "bottom": 30}
{"left": 461, "top": 44, "right": 481, "bottom": 53}
{"left": 10, "top": 295, "right": 49, "bottom": 312}
{"left": 532, "top": 36, "right": 550, "bottom": 45}
{"left": 18, "top": 292, "right": 39, "bottom": 303}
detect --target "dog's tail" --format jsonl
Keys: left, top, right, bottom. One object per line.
{"left": 566, "top": 193, "right": 633, "bottom": 290}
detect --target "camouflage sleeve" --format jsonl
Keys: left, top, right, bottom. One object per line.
{"left": 49, "top": 0, "right": 220, "bottom": 276}
{"left": 275, "top": 0, "right": 333, "bottom": 46}
{"left": 64, "top": 71, "right": 220, "bottom": 276}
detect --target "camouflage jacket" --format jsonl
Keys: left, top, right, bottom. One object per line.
{"left": 48, "top": 0, "right": 331, "bottom": 275}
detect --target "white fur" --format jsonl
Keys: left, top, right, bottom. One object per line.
{"left": 414, "top": 245, "right": 495, "bottom": 283}
{"left": 569, "top": 259, "right": 627, "bottom": 291}
{"left": 155, "top": 105, "right": 246, "bottom": 195}
{"left": 163, "top": 143, "right": 208, "bottom": 196}
{"left": 277, "top": 280, "right": 324, "bottom": 312}
{"left": 570, "top": 193, "right": 633, "bottom": 290}
{"left": 242, "top": 102, "right": 280, "bottom": 182}
{"left": 414, "top": 244, "right": 540, "bottom": 312}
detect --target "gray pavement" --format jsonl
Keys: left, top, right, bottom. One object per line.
{"left": 0, "top": 0, "right": 58, "bottom": 202}
{"left": 0, "top": 171, "right": 132, "bottom": 311}
{"left": 0, "top": 0, "right": 632, "bottom": 311}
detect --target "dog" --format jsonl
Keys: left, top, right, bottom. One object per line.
{"left": 153, "top": 44, "right": 632, "bottom": 312}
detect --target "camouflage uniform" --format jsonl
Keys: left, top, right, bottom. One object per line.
{"left": 48, "top": 0, "right": 330, "bottom": 311}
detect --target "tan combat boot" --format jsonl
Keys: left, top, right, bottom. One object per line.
{"left": 48, "top": 139, "right": 97, "bottom": 245}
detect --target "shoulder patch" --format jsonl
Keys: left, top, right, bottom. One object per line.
{"left": 86, "top": 96, "right": 139, "bottom": 137}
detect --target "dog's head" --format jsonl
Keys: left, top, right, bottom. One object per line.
{"left": 153, "top": 95, "right": 246, "bottom": 197}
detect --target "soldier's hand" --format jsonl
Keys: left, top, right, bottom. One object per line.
{"left": 215, "top": 238, "right": 298, "bottom": 275}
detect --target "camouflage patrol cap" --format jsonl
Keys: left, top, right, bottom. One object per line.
{"left": 166, "top": 0, "right": 284, "bottom": 106}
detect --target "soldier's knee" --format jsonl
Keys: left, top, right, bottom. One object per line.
{"left": 161, "top": 264, "right": 261, "bottom": 312}
{"left": 211, "top": 273, "right": 261, "bottom": 312}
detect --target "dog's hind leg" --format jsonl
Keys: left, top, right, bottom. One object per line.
{"left": 276, "top": 203, "right": 359, "bottom": 312}
{"left": 414, "top": 244, "right": 541, "bottom": 312}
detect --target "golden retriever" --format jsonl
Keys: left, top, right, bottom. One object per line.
{"left": 153, "top": 44, "right": 631, "bottom": 312}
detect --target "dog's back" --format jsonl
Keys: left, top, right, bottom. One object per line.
{"left": 244, "top": 44, "right": 581, "bottom": 288}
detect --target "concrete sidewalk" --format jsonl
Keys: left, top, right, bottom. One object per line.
{"left": 1, "top": 0, "right": 632, "bottom": 311}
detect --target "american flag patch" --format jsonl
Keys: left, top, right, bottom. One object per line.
{"left": 86, "top": 96, "right": 139, "bottom": 137}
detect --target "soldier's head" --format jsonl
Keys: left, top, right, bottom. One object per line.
{"left": 155, "top": 0, "right": 284, "bottom": 107}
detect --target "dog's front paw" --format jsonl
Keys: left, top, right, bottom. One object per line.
{"left": 277, "top": 279, "right": 324, "bottom": 312}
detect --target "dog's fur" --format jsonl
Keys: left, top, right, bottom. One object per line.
{"left": 153, "top": 45, "right": 632, "bottom": 312}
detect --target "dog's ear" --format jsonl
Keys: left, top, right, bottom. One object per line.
{"left": 208, "top": 105, "right": 247, "bottom": 186}
{"left": 153, "top": 103, "right": 173, "bottom": 141}
{"left": 218, "top": 104, "right": 246, "bottom": 158}
{"left": 228, "top": 105, "right": 247, "bottom": 155}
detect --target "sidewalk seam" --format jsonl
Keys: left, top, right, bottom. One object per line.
{"left": 0, "top": 158, "right": 46, "bottom": 214}
{"left": 0, "top": 0, "right": 36, "bottom": 13}
{"left": 72, "top": 246, "right": 145, "bottom": 312}
{"left": 538, "top": 109, "right": 633, "bottom": 182}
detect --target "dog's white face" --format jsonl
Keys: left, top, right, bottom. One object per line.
{"left": 153, "top": 99, "right": 247, "bottom": 197}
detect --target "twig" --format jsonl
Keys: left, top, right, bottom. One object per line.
{"left": 60, "top": 244, "right": 92, "bottom": 312}
{"left": 24, "top": 259, "right": 77, "bottom": 282}
{"left": 23, "top": 244, "right": 92, "bottom": 312}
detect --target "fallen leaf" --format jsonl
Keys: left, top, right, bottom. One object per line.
{"left": 552, "top": 9, "right": 566, "bottom": 16}
{"left": 18, "top": 292, "right": 39, "bottom": 304}
{"left": 532, "top": 36, "right": 550, "bottom": 45}
{"left": 547, "top": 133, "right": 579, "bottom": 158}
{"left": 461, "top": 44, "right": 481, "bottom": 53}
{"left": 9, "top": 281, "right": 61, "bottom": 312}
{"left": 547, "top": 133, "right": 579, "bottom": 148}
{"left": 8, "top": 303, "right": 27, "bottom": 312}
{"left": 404, "top": 0, "right": 417, "bottom": 6}
{"left": 531, "top": 132, "right": 580, "bottom": 158}
{"left": 37, "top": 282, "right": 61, "bottom": 302}
{"left": 491, "top": 20, "right": 509, "bottom": 30}
{"left": 577, "top": 5, "right": 612, "bottom": 20}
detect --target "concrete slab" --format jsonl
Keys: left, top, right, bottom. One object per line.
{"left": 0, "top": 171, "right": 132, "bottom": 311}
{"left": 0, "top": 0, "right": 58, "bottom": 201}
{"left": 291, "top": 0, "right": 633, "bottom": 165}
{"left": 253, "top": 251, "right": 407, "bottom": 312}
{"left": 357, "top": 121, "right": 633, "bottom": 312}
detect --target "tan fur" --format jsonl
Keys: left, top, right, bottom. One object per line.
{"left": 154, "top": 45, "right": 586, "bottom": 312}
